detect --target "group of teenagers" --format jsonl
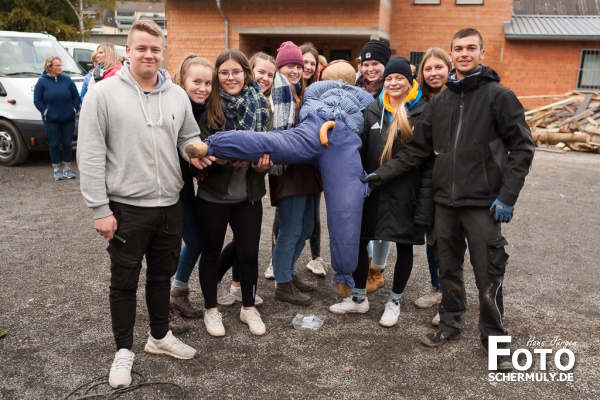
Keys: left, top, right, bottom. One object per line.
{"left": 76, "top": 19, "right": 534, "bottom": 389}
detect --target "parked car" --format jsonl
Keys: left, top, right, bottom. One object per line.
{"left": 60, "top": 41, "right": 127, "bottom": 72}
{"left": 0, "top": 31, "right": 85, "bottom": 166}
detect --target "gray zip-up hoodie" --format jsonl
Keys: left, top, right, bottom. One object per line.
{"left": 77, "top": 64, "right": 201, "bottom": 219}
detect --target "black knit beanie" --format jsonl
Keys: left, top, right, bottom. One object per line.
{"left": 383, "top": 57, "right": 413, "bottom": 82}
{"left": 360, "top": 39, "right": 391, "bottom": 66}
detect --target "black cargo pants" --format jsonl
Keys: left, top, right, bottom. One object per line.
{"left": 433, "top": 204, "right": 509, "bottom": 347}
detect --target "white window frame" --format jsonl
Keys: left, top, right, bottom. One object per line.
{"left": 456, "top": 0, "right": 484, "bottom": 4}
{"left": 414, "top": 0, "right": 441, "bottom": 5}
{"left": 577, "top": 49, "right": 600, "bottom": 91}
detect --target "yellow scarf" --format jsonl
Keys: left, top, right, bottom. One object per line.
{"left": 382, "top": 79, "right": 420, "bottom": 115}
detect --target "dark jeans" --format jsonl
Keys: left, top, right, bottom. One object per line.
{"left": 196, "top": 198, "right": 262, "bottom": 308}
{"left": 434, "top": 204, "right": 508, "bottom": 346}
{"left": 44, "top": 120, "right": 75, "bottom": 166}
{"left": 174, "top": 199, "right": 202, "bottom": 284}
{"left": 107, "top": 201, "right": 183, "bottom": 351}
{"left": 426, "top": 225, "right": 442, "bottom": 292}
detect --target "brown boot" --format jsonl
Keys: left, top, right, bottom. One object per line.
{"left": 274, "top": 282, "right": 312, "bottom": 306}
{"left": 170, "top": 288, "right": 203, "bottom": 318}
{"left": 336, "top": 283, "right": 353, "bottom": 298}
{"left": 168, "top": 303, "right": 190, "bottom": 334}
{"left": 366, "top": 267, "right": 384, "bottom": 293}
{"left": 292, "top": 274, "right": 316, "bottom": 292}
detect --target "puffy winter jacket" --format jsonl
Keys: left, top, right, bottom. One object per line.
{"left": 360, "top": 95, "right": 432, "bottom": 244}
{"left": 374, "top": 66, "right": 535, "bottom": 207}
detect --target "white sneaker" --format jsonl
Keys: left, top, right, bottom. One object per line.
{"left": 217, "top": 282, "right": 235, "bottom": 306}
{"left": 204, "top": 308, "right": 225, "bottom": 337}
{"left": 264, "top": 261, "right": 274, "bottom": 280}
{"left": 432, "top": 312, "right": 440, "bottom": 326}
{"left": 379, "top": 301, "right": 401, "bottom": 327}
{"left": 306, "top": 257, "right": 327, "bottom": 277}
{"left": 230, "top": 285, "right": 264, "bottom": 306}
{"left": 240, "top": 307, "right": 266, "bottom": 336}
{"left": 414, "top": 286, "right": 442, "bottom": 309}
{"left": 108, "top": 348, "right": 135, "bottom": 389}
{"left": 329, "top": 296, "right": 369, "bottom": 314}
{"left": 144, "top": 330, "right": 196, "bottom": 359}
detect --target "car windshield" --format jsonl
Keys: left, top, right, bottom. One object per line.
{"left": 0, "top": 35, "right": 84, "bottom": 77}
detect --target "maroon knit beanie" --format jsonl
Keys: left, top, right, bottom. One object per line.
{"left": 276, "top": 41, "right": 304, "bottom": 69}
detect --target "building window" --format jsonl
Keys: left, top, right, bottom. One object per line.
{"left": 414, "top": 0, "right": 440, "bottom": 4}
{"left": 578, "top": 49, "right": 600, "bottom": 91}
{"left": 409, "top": 51, "right": 425, "bottom": 72}
{"left": 456, "top": 0, "right": 484, "bottom": 4}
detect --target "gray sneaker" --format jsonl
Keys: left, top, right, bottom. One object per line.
{"left": 217, "top": 282, "right": 235, "bottom": 306}
{"left": 144, "top": 330, "right": 196, "bottom": 359}
{"left": 306, "top": 257, "right": 327, "bottom": 277}
{"left": 230, "top": 285, "right": 263, "bottom": 306}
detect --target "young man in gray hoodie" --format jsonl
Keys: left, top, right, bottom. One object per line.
{"left": 77, "top": 20, "right": 213, "bottom": 389}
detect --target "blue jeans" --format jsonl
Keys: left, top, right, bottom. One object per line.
{"left": 174, "top": 200, "right": 202, "bottom": 283}
{"left": 426, "top": 225, "right": 442, "bottom": 292}
{"left": 272, "top": 194, "right": 314, "bottom": 284}
{"left": 44, "top": 120, "right": 74, "bottom": 166}
{"left": 367, "top": 240, "right": 392, "bottom": 269}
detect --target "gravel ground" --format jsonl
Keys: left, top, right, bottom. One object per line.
{"left": 1, "top": 150, "right": 599, "bottom": 399}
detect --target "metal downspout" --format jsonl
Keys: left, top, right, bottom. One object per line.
{"left": 216, "top": 0, "right": 229, "bottom": 50}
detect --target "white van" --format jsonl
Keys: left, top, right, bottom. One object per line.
{"left": 60, "top": 41, "right": 127, "bottom": 72}
{"left": 0, "top": 31, "right": 85, "bottom": 166}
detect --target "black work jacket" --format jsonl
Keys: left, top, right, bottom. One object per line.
{"left": 375, "top": 66, "right": 535, "bottom": 207}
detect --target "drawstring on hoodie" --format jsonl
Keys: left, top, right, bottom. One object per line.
{"left": 134, "top": 85, "right": 163, "bottom": 127}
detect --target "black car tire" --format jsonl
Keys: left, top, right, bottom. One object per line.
{"left": 0, "top": 120, "right": 29, "bottom": 166}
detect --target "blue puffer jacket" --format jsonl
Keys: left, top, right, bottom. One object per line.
{"left": 34, "top": 72, "right": 81, "bottom": 122}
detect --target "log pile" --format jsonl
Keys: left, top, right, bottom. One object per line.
{"left": 524, "top": 92, "right": 600, "bottom": 153}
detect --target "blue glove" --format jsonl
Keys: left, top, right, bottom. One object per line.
{"left": 360, "top": 173, "right": 381, "bottom": 192}
{"left": 489, "top": 199, "right": 513, "bottom": 223}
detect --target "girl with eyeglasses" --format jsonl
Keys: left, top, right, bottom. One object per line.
{"left": 196, "top": 49, "right": 271, "bottom": 337}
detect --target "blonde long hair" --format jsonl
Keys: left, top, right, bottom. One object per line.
{"left": 380, "top": 84, "right": 414, "bottom": 164}
{"left": 416, "top": 47, "right": 452, "bottom": 101}
{"left": 97, "top": 43, "right": 120, "bottom": 70}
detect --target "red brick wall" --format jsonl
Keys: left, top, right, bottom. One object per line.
{"left": 502, "top": 40, "right": 596, "bottom": 109}
{"left": 166, "top": 0, "right": 595, "bottom": 109}
{"left": 389, "top": 0, "right": 512, "bottom": 75}
{"left": 166, "top": 0, "right": 381, "bottom": 73}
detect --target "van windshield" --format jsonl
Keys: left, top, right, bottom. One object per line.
{"left": 0, "top": 35, "right": 84, "bottom": 77}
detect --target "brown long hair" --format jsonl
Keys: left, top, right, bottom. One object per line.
{"left": 207, "top": 49, "right": 254, "bottom": 129}
{"left": 299, "top": 42, "right": 319, "bottom": 86}
{"left": 416, "top": 47, "right": 452, "bottom": 101}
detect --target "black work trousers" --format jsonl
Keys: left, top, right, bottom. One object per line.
{"left": 107, "top": 201, "right": 183, "bottom": 351}
{"left": 434, "top": 204, "right": 509, "bottom": 346}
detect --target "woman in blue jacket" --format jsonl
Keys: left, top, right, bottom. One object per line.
{"left": 34, "top": 56, "right": 80, "bottom": 181}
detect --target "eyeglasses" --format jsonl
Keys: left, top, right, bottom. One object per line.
{"left": 218, "top": 69, "right": 243, "bottom": 78}
{"left": 51, "top": 64, "right": 62, "bottom": 68}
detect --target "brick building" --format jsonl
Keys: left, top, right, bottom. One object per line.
{"left": 166, "top": 0, "right": 600, "bottom": 108}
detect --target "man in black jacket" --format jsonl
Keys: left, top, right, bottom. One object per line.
{"left": 362, "top": 28, "right": 535, "bottom": 371}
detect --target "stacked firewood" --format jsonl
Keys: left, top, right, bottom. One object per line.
{"left": 524, "top": 92, "right": 600, "bottom": 153}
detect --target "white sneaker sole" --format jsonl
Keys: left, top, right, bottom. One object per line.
{"left": 328, "top": 306, "right": 369, "bottom": 315}
{"left": 240, "top": 316, "right": 266, "bottom": 336}
{"left": 379, "top": 317, "right": 399, "bottom": 327}
{"left": 306, "top": 264, "right": 326, "bottom": 277}
{"left": 143, "top": 344, "right": 196, "bottom": 360}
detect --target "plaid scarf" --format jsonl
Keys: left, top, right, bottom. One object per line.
{"left": 220, "top": 81, "right": 269, "bottom": 132}
{"left": 271, "top": 72, "right": 296, "bottom": 130}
